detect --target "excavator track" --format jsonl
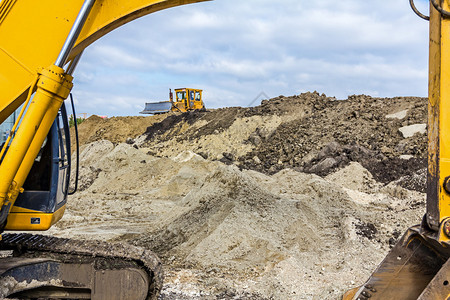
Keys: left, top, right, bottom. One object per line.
{"left": 0, "top": 233, "right": 163, "bottom": 299}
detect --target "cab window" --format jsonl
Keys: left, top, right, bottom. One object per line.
{"left": 177, "top": 91, "right": 186, "bottom": 100}
{"left": 195, "top": 91, "right": 201, "bottom": 101}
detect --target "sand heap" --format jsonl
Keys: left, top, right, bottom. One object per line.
{"left": 56, "top": 92, "right": 430, "bottom": 299}
{"left": 134, "top": 93, "right": 427, "bottom": 190}
{"left": 50, "top": 139, "right": 425, "bottom": 299}
{"left": 76, "top": 93, "right": 427, "bottom": 191}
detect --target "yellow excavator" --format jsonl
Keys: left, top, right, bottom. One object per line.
{"left": 344, "top": 1, "right": 450, "bottom": 299}
{"left": 0, "top": 0, "right": 208, "bottom": 299}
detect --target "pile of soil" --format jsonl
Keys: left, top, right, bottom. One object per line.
{"left": 134, "top": 92, "right": 428, "bottom": 190}
{"left": 239, "top": 93, "right": 427, "bottom": 181}
{"left": 56, "top": 92, "right": 430, "bottom": 299}
{"left": 50, "top": 142, "right": 424, "bottom": 299}
{"left": 70, "top": 114, "right": 169, "bottom": 148}
{"left": 75, "top": 93, "right": 428, "bottom": 189}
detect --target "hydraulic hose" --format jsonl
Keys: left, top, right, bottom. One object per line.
{"left": 68, "top": 93, "right": 79, "bottom": 195}
{"left": 410, "top": 0, "right": 430, "bottom": 20}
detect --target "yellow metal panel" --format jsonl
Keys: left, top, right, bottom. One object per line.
{"left": 5, "top": 204, "right": 66, "bottom": 231}
{"left": 427, "top": 1, "right": 441, "bottom": 230}
{"left": 70, "top": 0, "right": 211, "bottom": 60}
{"left": 439, "top": 0, "right": 450, "bottom": 223}
{"left": 0, "top": 0, "right": 83, "bottom": 124}
{"left": 427, "top": 0, "right": 450, "bottom": 233}
{"left": 0, "top": 0, "right": 210, "bottom": 124}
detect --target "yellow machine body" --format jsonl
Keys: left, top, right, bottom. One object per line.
{"left": 5, "top": 206, "right": 66, "bottom": 231}
{"left": 0, "top": 0, "right": 209, "bottom": 125}
{"left": 173, "top": 88, "right": 205, "bottom": 112}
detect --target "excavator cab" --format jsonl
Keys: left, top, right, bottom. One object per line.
{"left": 1, "top": 103, "right": 71, "bottom": 231}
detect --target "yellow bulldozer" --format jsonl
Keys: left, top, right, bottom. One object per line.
{"left": 344, "top": 1, "right": 450, "bottom": 299}
{"left": 140, "top": 88, "right": 205, "bottom": 114}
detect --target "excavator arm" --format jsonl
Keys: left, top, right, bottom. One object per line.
{"left": 345, "top": 1, "right": 450, "bottom": 299}
{"left": 0, "top": 0, "right": 209, "bottom": 298}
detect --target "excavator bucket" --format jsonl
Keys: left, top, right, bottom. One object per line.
{"left": 344, "top": 225, "right": 450, "bottom": 300}
{"left": 140, "top": 101, "right": 173, "bottom": 114}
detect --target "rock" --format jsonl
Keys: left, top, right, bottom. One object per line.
{"left": 308, "top": 157, "right": 338, "bottom": 174}
{"left": 393, "top": 168, "right": 427, "bottom": 192}
{"left": 381, "top": 146, "right": 393, "bottom": 155}
{"left": 222, "top": 152, "right": 235, "bottom": 161}
{"left": 400, "top": 155, "right": 414, "bottom": 160}
{"left": 220, "top": 152, "right": 235, "bottom": 165}
{"left": 399, "top": 124, "right": 426, "bottom": 138}
{"left": 386, "top": 109, "right": 408, "bottom": 120}
{"left": 253, "top": 156, "right": 261, "bottom": 164}
{"left": 248, "top": 133, "right": 262, "bottom": 146}
{"left": 316, "top": 142, "right": 342, "bottom": 160}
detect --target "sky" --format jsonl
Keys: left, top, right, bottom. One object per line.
{"left": 71, "top": 0, "right": 430, "bottom": 117}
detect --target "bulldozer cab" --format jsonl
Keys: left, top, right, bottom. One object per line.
{"left": 173, "top": 88, "right": 204, "bottom": 112}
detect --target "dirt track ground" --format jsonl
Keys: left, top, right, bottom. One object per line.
{"left": 59, "top": 92, "right": 428, "bottom": 299}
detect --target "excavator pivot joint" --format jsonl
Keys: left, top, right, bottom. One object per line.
{"left": 443, "top": 219, "right": 450, "bottom": 238}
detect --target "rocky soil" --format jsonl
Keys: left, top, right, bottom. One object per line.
{"left": 58, "top": 92, "right": 428, "bottom": 299}
{"left": 70, "top": 114, "right": 169, "bottom": 147}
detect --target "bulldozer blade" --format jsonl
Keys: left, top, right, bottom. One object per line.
{"left": 345, "top": 225, "right": 450, "bottom": 300}
{"left": 140, "top": 101, "right": 172, "bottom": 114}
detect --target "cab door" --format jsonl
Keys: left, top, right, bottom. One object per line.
{"left": 5, "top": 103, "right": 71, "bottom": 230}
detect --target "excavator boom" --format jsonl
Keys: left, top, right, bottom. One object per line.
{"left": 0, "top": 0, "right": 210, "bottom": 124}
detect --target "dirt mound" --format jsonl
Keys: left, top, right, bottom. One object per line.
{"left": 239, "top": 93, "right": 427, "bottom": 176}
{"left": 76, "top": 93, "right": 427, "bottom": 186}
{"left": 58, "top": 92, "right": 430, "bottom": 298}
{"left": 52, "top": 142, "right": 425, "bottom": 299}
{"left": 130, "top": 92, "right": 427, "bottom": 186}
{"left": 70, "top": 114, "right": 169, "bottom": 148}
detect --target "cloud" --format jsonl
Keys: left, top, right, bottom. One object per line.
{"left": 90, "top": 45, "right": 146, "bottom": 69}
{"left": 72, "top": 0, "right": 430, "bottom": 116}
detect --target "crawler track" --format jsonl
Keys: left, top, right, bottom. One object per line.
{"left": 0, "top": 233, "right": 163, "bottom": 299}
